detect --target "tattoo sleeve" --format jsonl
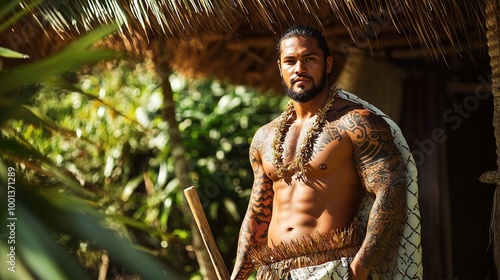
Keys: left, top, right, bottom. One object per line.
{"left": 231, "top": 128, "right": 274, "bottom": 280}
{"left": 344, "top": 110, "right": 407, "bottom": 270}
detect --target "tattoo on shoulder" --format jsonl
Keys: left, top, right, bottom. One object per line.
{"left": 337, "top": 109, "right": 407, "bottom": 194}
{"left": 250, "top": 125, "right": 273, "bottom": 158}
{"left": 341, "top": 109, "right": 398, "bottom": 163}
{"left": 316, "top": 107, "right": 393, "bottom": 155}
{"left": 252, "top": 126, "right": 271, "bottom": 149}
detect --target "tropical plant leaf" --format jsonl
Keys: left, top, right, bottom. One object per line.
{"left": 0, "top": 24, "right": 120, "bottom": 95}
{"left": 33, "top": 187, "right": 180, "bottom": 279}
{"left": 0, "top": 160, "right": 39, "bottom": 280}
{"left": 0, "top": 136, "right": 94, "bottom": 197}
{"left": 17, "top": 201, "right": 94, "bottom": 280}
{"left": 0, "top": 179, "right": 183, "bottom": 280}
{"left": 0, "top": 46, "right": 29, "bottom": 59}
{"left": 0, "top": 242, "right": 34, "bottom": 280}
{"left": 0, "top": 84, "right": 39, "bottom": 126}
{"left": 18, "top": 105, "right": 91, "bottom": 141}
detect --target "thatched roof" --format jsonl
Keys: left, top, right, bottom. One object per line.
{"left": 0, "top": 1, "right": 487, "bottom": 91}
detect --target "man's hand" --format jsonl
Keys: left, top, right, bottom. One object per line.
{"left": 349, "top": 257, "right": 370, "bottom": 280}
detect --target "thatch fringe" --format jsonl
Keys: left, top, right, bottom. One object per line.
{"left": 4, "top": 1, "right": 486, "bottom": 54}
{"left": 249, "top": 224, "right": 360, "bottom": 279}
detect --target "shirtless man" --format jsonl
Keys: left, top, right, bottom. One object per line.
{"left": 230, "top": 25, "right": 407, "bottom": 280}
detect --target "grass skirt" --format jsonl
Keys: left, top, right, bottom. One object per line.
{"left": 249, "top": 224, "right": 360, "bottom": 280}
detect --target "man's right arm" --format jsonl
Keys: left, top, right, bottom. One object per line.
{"left": 231, "top": 129, "right": 274, "bottom": 280}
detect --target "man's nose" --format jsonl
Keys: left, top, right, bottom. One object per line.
{"left": 294, "top": 60, "right": 306, "bottom": 74}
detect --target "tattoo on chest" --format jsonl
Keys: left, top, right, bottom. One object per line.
{"left": 316, "top": 124, "right": 343, "bottom": 153}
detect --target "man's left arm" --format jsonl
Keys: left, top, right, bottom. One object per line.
{"left": 345, "top": 109, "right": 407, "bottom": 279}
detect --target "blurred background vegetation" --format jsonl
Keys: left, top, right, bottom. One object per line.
{"left": 0, "top": 3, "right": 287, "bottom": 279}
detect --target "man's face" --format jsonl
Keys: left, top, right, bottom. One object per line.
{"left": 278, "top": 36, "right": 333, "bottom": 103}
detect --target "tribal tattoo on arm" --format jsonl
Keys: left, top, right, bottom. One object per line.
{"left": 231, "top": 127, "right": 274, "bottom": 280}
{"left": 343, "top": 109, "right": 407, "bottom": 271}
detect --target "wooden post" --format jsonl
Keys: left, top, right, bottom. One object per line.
{"left": 481, "top": 0, "right": 500, "bottom": 276}
{"left": 184, "top": 186, "right": 230, "bottom": 280}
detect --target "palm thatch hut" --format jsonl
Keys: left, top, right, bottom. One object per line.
{"left": 1, "top": 1, "right": 498, "bottom": 279}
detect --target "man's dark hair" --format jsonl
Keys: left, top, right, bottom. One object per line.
{"left": 277, "top": 25, "right": 331, "bottom": 61}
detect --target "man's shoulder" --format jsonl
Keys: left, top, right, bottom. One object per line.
{"left": 251, "top": 119, "right": 277, "bottom": 149}
{"left": 328, "top": 97, "right": 372, "bottom": 121}
{"left": 257, "top": 110, "right": 288, "bottom": 134}
{"left": 331, "top": 98, "right": 391, "bottom": 130}
{"left": 254, "top": 118, "right": 278, "bottom": 136}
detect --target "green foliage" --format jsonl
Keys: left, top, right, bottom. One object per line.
{"left": 4, "top": 60, "right": 188, "bottom": 277}
{"left": 0, "top": 46, "right": 29, "bottom": 59}
{"left": 0, "top": 2, "right": 181, "bottom": 279}
{"left": 172, "top": 77, "right": 286, "bottom": 261}
{"left": 13, "top": 58, "right": 287, "bottom": 276}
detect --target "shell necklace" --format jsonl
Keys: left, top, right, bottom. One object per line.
{"left": 272, "top": 85, "right": 337, "bottom": 180}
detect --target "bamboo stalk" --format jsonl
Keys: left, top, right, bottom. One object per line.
{"left": 184, "top": 186, "right": 230, "bottom": 280}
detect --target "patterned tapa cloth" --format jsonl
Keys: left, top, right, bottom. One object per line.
{"left": 288, "top": 257, "right": 353, "bottom": 280}
{"left": 338, "top": 90, "right": 423, "bottom": 279}
{"left": 250, "top": 224, "right": 361, "bottom": 280}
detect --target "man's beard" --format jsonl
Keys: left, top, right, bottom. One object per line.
{"left": 281, "top": 71, "right": 328, "bottom": 103}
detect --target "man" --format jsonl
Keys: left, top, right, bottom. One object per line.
{"left": 231, "top": 25, "right": 422, "bottom": 280}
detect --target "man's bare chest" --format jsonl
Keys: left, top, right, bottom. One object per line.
{"left": 261, "top": 122, "right": 353, "bottom": 180}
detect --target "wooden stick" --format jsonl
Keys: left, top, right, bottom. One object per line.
{"left": 184, "top": 186, "right": 230, "bottom": 280}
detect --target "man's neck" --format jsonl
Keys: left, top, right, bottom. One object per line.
{"left": 292, "top": 90, "right": 330, "bottom": 121}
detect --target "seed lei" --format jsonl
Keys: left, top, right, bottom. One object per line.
{"left": 272, "top": 85, "right": 338, "bottom": 180}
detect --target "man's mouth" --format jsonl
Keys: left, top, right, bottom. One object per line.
{"left": 292, "top": 77, "right": 312, "bottom": 85}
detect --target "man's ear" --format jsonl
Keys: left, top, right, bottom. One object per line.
{"left": 326, "top": 56, "right": 333, "bottom": 74}
{"left": 277, "top": 60, "right": 282, "bottom": 77}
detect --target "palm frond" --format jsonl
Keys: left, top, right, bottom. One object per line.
{"left": 0, "top": 24, "right": 119, "bottom": 94}
{"left": 0, "top": 46, "right": 29, "bottom": 58}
